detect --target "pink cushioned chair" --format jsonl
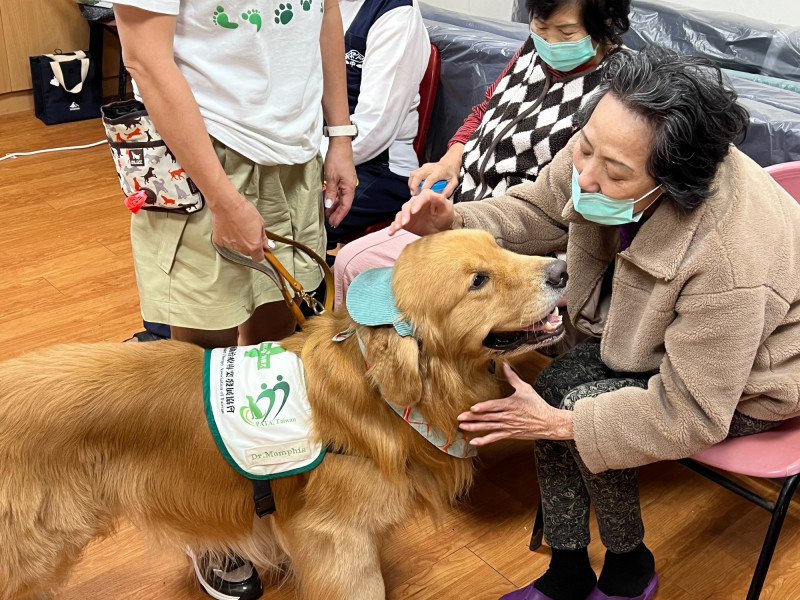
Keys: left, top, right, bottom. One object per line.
{"left": 764, "top": 160, "right": 800, "bottom": 199}
{"left": 677, "top": 160, "right": 800, "bottom": 600}
{"left": 678, "top": 418, "right": 800, "bottom": 600}
{"left": 530, "top": 161, "right": 800, "bottom": 600}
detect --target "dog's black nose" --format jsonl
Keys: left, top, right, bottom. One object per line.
{"left": 545, "top": 259, "right": 568, "bottom": 288}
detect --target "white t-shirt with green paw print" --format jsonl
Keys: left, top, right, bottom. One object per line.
{"left": 108, "top": 0, "right": 324, "bottom": 166}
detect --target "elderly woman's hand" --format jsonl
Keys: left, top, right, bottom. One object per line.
{"left": 458, "top": 363, "right": 574, "bottom": 446}
{"left": 407, "top": 143, "right": 464, "bottom": 198}
{"left": 387, "top": 189, "right": 455, "bottom": 236}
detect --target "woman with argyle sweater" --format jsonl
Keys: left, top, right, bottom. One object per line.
{"left": 332, "top": 0, "right": 631, "bottom": 306}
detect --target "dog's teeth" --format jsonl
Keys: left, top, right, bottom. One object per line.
{"left": 551, "top": 306, "right": 559, "bottom": 317}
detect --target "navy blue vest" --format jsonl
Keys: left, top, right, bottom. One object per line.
{"left": 345, "top": 0, "right": 413, "bottom": 165}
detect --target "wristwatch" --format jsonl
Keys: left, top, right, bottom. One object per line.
{"left": 323, "top": 123, "right": 359, "bottom": 139}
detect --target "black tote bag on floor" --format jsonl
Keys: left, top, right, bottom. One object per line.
{"left": 30, "top": 50, "right": 103, "bottom": 125}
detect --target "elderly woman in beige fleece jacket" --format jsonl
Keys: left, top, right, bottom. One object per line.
{"left": 388, "top": 46, "right": 800, "bottom": 600}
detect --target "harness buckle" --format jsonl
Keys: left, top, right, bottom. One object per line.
{"left": 251, "top": 479, "right": 276, "bottom": 518}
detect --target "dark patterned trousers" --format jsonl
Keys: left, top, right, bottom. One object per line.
{"left": 534, "top": 340, "right": 778, "bottom": 552}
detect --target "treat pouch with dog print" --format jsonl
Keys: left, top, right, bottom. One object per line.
{"left": 101, "top": 99, "right": 205, "bottom": 214}
{"left": 204, "top": 343, "right": 325, "bottom": 480}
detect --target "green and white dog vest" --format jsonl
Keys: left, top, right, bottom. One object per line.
{"left": 203, "top": 342, "right": 325, "bottom": 480}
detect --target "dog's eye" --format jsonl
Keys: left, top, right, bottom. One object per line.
{"left": 470, "top": 273, "right": 490, "bottom": 291}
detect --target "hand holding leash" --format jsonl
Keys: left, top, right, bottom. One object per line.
{"left": 212, "top": 228, "right": 334, "bottom": 328}
{"left": 211, "top": 194, "right": 272, "bottom": 263}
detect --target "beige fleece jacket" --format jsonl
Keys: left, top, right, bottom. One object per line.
{"left": 455, "top": 136, "right": 800, "bottom": 473}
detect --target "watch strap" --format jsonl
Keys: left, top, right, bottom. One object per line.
{"left": 324, "top": 124, "right": 358, "bottom": 138}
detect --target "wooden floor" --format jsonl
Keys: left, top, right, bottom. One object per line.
{"left": 1, "top": 111, "right": 799, "bottom": 600}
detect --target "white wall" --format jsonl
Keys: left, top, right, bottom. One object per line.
{"left": 424, "top": 0, "right": 512, "bottom": 21}
{"left": 423, "top": 0, "right": 800, "bottom": 27}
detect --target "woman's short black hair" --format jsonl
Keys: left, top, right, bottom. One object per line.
{"left": 525, "top": 0, "right": 631, "bottom": 46}
{"left": 576, "top": 45, "right": 750, "bottom": 211}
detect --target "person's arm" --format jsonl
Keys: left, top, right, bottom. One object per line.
{"left": 459, "top": 272, "right": 774, "bottom": 467}
{"left": 349, "top": 7, "right": 429, "bottom": 166}
{"left": 410, "top": 44, "right": 525, "bottom": 197}
{"left": 112, "top": 4, "right": 269, "bottom": 262}
{"left": 571, "top": 285, "right": 770, "bottom": 473}
{"left": 391, "top": 136, "right": 574, "bottom": 259}
{"left": 320, "top": 0, "right": 357, "bottom": 228}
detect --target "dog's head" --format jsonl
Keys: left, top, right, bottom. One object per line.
{"left": 347, "top": 230, "right": 566, "bottom": 416}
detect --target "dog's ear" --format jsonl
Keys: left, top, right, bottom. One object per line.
{"left": 362, "top": 326, "right": 422, "bottom": 406}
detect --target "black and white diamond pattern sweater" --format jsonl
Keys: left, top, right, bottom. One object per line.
{"left": 454, "top": 38, "right": 610, "bottom": 204}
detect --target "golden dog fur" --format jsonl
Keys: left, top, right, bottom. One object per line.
{"left": 0, "top": 230, "right": 564, "bottom": 599}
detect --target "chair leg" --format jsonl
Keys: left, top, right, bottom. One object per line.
{"left": 118, "top": 57, "right": 128, "bottom": 101}
{"left": 88, "top": 20, "right": 105, "bottom": 91}
{"left": 529, "top": 499, "right": 544, "bottom": 551}
{"left": 105, "top": 25, "right": 128, "bottom": 101}
{"left": 746, "top": 473, "right": 800, "bottom": 600}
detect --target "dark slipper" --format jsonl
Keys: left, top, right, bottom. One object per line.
{"left": 123, "top": 330, "right": 167, "bottom": 343}
{"left": 587, "top": 574, "right": 658, "bottom": 600}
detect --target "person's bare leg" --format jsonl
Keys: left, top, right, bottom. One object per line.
{"left": 238, "top": 300, "right": 296, "bottom": 345}
{"left": 170, "top": 325, "right": 238, "bottom": 350}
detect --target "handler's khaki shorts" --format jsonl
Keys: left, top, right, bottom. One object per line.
{"left": 131, "top": 139, "right": 325, "bottom": 330}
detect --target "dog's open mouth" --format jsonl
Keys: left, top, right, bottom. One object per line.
{"left": 483, "top": 307, "right": 565, "bottom": 351}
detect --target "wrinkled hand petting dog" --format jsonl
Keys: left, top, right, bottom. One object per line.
{"left": 0, "top": 230, "right": 566, "bottom": 600}
{"left": 458, "top": 363, "right": 574, "bottom": 445}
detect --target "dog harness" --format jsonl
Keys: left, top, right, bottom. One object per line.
{"left": 204, "top": 343, "right": 326, "bottom": 516}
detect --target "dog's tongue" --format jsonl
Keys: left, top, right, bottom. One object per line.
{"left": 525, "top": 307, "right": 562, "bottom": 332}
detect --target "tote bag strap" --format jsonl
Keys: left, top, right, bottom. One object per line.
{"left": 44, "top": 51, "right": 90, "bottom": 94}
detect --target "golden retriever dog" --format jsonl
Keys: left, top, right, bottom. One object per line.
{"left": 0, "top": 230, "right": 566, "bottom": 600}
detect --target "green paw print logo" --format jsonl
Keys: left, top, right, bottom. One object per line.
{"left": 274, "top": 3, "right": 293, "bottom": 25}
{"left": 300, "top": 0, "right": 312, "bottom": 10}
{"left": 212, "top": 5, "right": 238, "bottom": 29}
{"left": 242, "top": 9, "right": 262, "bottom": 31}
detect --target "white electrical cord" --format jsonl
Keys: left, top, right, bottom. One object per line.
{"left": 0, "top": 139, "right": 108, "bottom": 162}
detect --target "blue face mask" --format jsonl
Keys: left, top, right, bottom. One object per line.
{"left": 571, "top": 166, "right": 662, "bottom": 226}
{"left": 530, "top": 30, "right": 597, "bottom": 72}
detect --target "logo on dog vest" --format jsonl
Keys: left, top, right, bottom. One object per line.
{"left": 69, "top": 102, "right": 80, "bottom": 111}
{"left": 204, "top": 344, "right": 325, "bottom": 480}
{"left": 240, "top": 375, "right": 293, "bottom": 426}
{"left": 244, "top": 342, "right": 287, "bottom": 369}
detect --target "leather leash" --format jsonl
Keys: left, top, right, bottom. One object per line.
{"left": 212, "top": 229, "right": 334, "bottom": 327}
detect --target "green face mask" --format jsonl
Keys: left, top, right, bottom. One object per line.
{"left": 571, "top": 166, "right": 662, "bottom": 226}
{"left": 530, "top": 30, "right": 597, "bottom": 72}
